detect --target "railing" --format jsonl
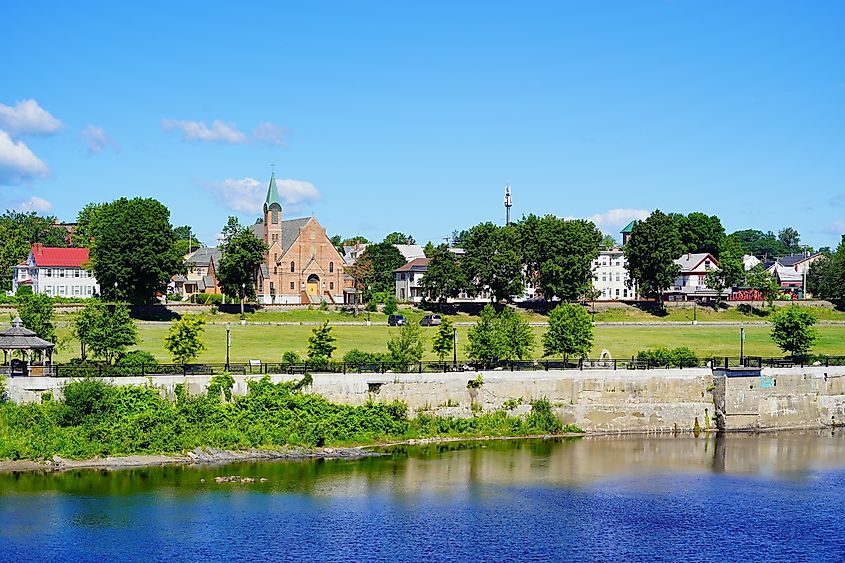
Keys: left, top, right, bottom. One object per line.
{"left": 2, "top": 355, "right": 844, "bottom": 378}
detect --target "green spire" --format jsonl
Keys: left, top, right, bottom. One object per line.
{"left": 265, "top": 171, "right": 281, "bottom": 209}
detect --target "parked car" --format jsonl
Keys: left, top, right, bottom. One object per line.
{"left": 419, "top": 314, "right": 442, "bottom": 326}
{"left": 387, "top": 314, "right": 407, "bottom": 326}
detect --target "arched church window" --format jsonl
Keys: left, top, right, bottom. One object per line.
{"left": 271, "top": 209, "right": 279, "bottom": 224}
{"left": 329, "top": 262, "right": 334, "bottom": 273}
{"left": 290, "top": 261, "right": 295, "bottom": 273}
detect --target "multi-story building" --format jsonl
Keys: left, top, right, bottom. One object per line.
{"left": 591, "top": 248, "right": 635, "bottom": 300}
{"left": 12, "top": 244, "right": 99, "bottom": 298}
{"left": 171, "top": 247, "right": 222, "bottom": 300}
{"left": 394, "top": 257, "right": 429, "bottom": 303}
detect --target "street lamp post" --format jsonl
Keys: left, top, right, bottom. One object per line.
{"left": 240, "top": 282, "right": 245, "bottom": 320}
{"left": 740, "top": 326, "right": 745, "bottom": 366}
{"left": 453, "top": 327, "right": 458, "bottom": 367}
{"left": 693, "top": 300, "right": 697, "bottom": 324}
{"left": 226, "top": 322, "right": 231, "bottom": 371}
{"left": 113, "top": 281, "right": 118, "bottom": 301}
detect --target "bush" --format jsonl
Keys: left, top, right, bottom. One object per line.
{"left": 0, "top": 375, "right": 7, "bottom": 403}
{"left": 281, "top": 351, "right": 302, "bottom": 365}
{"left": 636, "top": 347, "right": 699, "bottom": 367}
{"left": 116, "top": 350, "right": 158, "bottom": 368}
{"left": 526, "top": 398, "right": 563, "bottom": 434}
{"left": 343, "top": 349, "right": 389, "bottom": 366}
{"left": 383, "top": 294, "right": 398, "bottom": 315}
{"left": 15, "top": 285, "right": 33, "bottom": 298}
{"left": 191, "top": 293, "right": 224, "bottom": 305}
{"left": 167, "top": 293, "right": 183, "bottom": 302}
{"left": 60, "top": 378, "right": 114, "bottom": 426}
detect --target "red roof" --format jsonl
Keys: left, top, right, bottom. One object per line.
{"left": 395, "top": 257, "right": 430, "bottom": 272}
{"left": 30, "top": 244, "right": 90, "bottom": 267}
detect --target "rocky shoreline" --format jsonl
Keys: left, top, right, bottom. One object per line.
{"left": 0, "top": 446, "right": 378, "bottom": 473}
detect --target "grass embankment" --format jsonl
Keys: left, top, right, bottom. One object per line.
{"left": 0, "top": 376, "right": 576, "bottom": 460}
{"left": 50, "top": 323, "right": 845, "bottom": 364}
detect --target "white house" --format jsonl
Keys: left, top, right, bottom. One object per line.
{"left": 394, "top": 257, "right": 429, "bottom": 303}
{"left": 12, "top": 244, "right": 100, "bottom": 298}
{"left": 665, "top": 252, "right": 729, "bottom": 301}
{"left": 591, "top": 248, "right": 635, "bottom": 300}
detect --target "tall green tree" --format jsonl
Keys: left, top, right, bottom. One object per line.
{"left": 730, "top": 229, "right": 786, "bottom": 258}
{"left": 360, "top": 242, "right": 405, "bottom": 302}
{"left": 88, "top": 198, "right": 184, "bottom": 304}
{"left": 16, "top": 293, "right": 56, "bottom": 343}
{"left": 0, "top": 211, "right": 68, "bottom": 291}
{"left": 216, "top": 217, "right": 268, "bottom": 301}
{"left": 671, "top": 212, "right": 725, "bottom": 256}
{"left": 420, "top": 244, "right": 467, "bottom": 305}
{"left": 806, "top": 235, "right": 845, "bottom": 300}
{"left": 164, "top": 315, "right": 206, "bottom": 365}
{"left": 543, "top": 303, "right": 594, "bottom": 363}
{"left": 465, "top": 304, "right": 503, "bottom": 362}
{"left": 599, "top": 234, "right": 618, "bottom": 250}
{"left": 496, "top": 307, "right": 534, "bottom": 360}
{"left": 387, "top": 323, "right": 424, "bottom": 369}
{"left": 778, "top": 227, "right": 802, "bottom": 254}
{"left": 432, "top": 317, "right": 455, "bottom": 362}
{"left": 624, "top": 210, "right": 684, "bottom": 306}
{"left": 71, "top": 301, "right": 137, "bottom": 364}
{"left": 307, "top": 320, "right": 337, "bottom": 360}
{"left": 516, "top": 215, "right": 601, "bottom": 302}
{"left": 747, "top": 265, "right": 781, "bottom": 307}
{"left": 462, "top": 222, "right": 525, "bottom": 302}
{"left": 383, "top": 232, "right": 416, "bottom": 245}
{"left": 71, "top": 203, "right": 106, "bottom": 247}
{"left": 770, "top": 305, "right": 818, "bottom": 358}
{"left": 172, "top": 225, "right": 203, "bottom": 257}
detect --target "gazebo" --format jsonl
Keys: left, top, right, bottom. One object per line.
{"left": 0, "top": 317, "right": 55, "bottom": 376}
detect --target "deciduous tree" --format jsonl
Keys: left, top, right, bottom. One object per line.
{"left": 16, "top": 292, "right": 55, "bottom": 343}
{"left": 360, "top": 242, "right": 405, "bottom": 302}
{"left": 462, "top": 223, "right": 525, "bottom": 302}
{"left": 217, "top": 216, "right": 268, "bottom": 301}
{"left": 387, "top": 323, "right": 424, "bottom": 369}
{"left": 164, "top": 315, "right": 206, "bottom": 365}
{"left": 432, "top": 317, "right": 455, "bottom": 362}
{"left": 672, "top": 212, "right": 725, "bottom": 256}
{"left": 420, "top": 244, "right": 467, "bottom": 305}
{"left": 0, "top": 211, "right": 68, "bottom": 291}
{"left": 542, "top": 303, "right": 594, "bottom": 363}
{"left": 770, "top": 305, "right": 818, "bottom": 358}
{"left": 71, "top": 301, "right": 137, "bottom": 364}
{"left": 307, "top": 320, "right": 337, "bottom": 361}
{"left": 747, "top": 265, "right": 781, "bottom": 307}
{"left": 383, "top": 232, "right": 416, "bottom": 245}
{"left": 624, "top": 210, "right": 683, "bottom": 306}
{"left": 88, "top": 198, "right": 184, "bottom": 304}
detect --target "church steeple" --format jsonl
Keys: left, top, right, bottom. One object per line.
{"left": 264, "top": 171, "right": 282, "bottom": 214}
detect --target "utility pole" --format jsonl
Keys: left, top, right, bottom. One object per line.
{"left": 453, "top": 326, "right": 458, "bottom": 367}
{"left": 740, "top": 326, "right": 745, "bottom": 366}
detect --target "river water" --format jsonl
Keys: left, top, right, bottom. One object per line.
{"left": 2, "top": 432, "right": 845, "bottom": 562}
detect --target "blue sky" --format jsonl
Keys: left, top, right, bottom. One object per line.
{"left": 1, "top": 1, "right": 843, "bottom": 249}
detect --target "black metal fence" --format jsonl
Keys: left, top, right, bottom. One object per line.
{"left": 2, "top": 355, "right": 845, "bottom": 378}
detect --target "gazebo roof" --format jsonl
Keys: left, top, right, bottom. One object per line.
{"left": 0, "top": 317, "right": 55, "bottom": 350}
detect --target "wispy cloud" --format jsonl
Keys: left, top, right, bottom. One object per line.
{"left": 0, "top": 130, "right": 50, "bottom": 185}
{"left": 0, "top": 99, "right": 62, "bottom": 137}
{"left": 80, "top": 124, "right": 119, "bottom": 155}
{"left": 162, "top": 119, "right": 246, "bottom": 143}
{"left": 582, "top": 208, "right": 650, "bottom": 232}
{"left": 206, "top": 176, "right": 320, "bottom": 214}
{"left": 17, "top": 196, "right": 53, "bottom": 213}
{"left": 253, "top": 122, "right": 287, "bottom": 146}
{"left": 830, "top": 193, "right": 845, "bottom": 208}
{"left": 824, "top": 221, "right": 845, "bottom": 236}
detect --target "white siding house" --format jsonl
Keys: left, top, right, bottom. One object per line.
{"left": 12, "top": 244, "right": 99, "bottom": 298}
{"left": 591, "top": 248, "right": 634, "bottom": 300}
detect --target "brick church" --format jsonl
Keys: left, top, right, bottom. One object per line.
{"left": 250, "top": 173, "right": 346, "bottom": 304}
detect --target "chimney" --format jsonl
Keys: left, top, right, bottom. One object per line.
{"left": 687, "top": 252, "right": 691, "bottom": 260}
{"left": 34, "top": 243, "right": 43, "bottom": 256}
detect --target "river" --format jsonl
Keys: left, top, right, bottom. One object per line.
{"left": 2, "top": 432, "right": 845, "bottom": 562}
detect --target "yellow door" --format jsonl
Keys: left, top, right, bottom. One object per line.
{"left": 307, "top": 274, "right": 320, "bottom": 296}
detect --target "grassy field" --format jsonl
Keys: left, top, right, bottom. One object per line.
{"left": 54, "top": 322, "right": 845, "bottom": 364}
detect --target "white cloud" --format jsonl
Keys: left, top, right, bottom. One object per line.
{"left": 206, "top": 176, "right": 321, "bottom": 214}
{"left": 0, "top": 99, "right": 62, "bottom": 136}
{"left": 584, "top": 208, "right": 650, "bottom": 232}
{"left": 253, "top": 122, "right": 286, "bottom": 146}
{"left": 162, "top": 119, "right": 246, "bottom": 143}
{"left": 80, "top": 124, "right": 119, "bottom": 155}
{"left": 0, "top": 130, "right": 50, "bottom": 185}
{"left": 17, "top": 196, "right": 53, "bottom": 213}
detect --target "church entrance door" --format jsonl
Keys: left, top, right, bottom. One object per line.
{"left": 307, "top": 274, "right": 320, "bottom": 297}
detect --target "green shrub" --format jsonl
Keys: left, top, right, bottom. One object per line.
{"left": 383, "top": 294, "right": 398, "bottom": 315}
{"left": 116, "top": 350, "right": 158, "bottom": 368}
{"left": 636, "top": 347, "right": 699, "bottom": 367}
{"left": 526, "top": 398, "right": 563, "bottom": 434}
{"left": 0, "top": 375, "right": 7, "bottom": 403}
{"left": 15, "top": 285, "right": 33, "bottom": 298}
{"left": 281, "top": 351, "right": 302, "bottom": 364}
{"left": 191, "top": 293, "right": 224, "bottom": 305}
{"left": 343, "top": 349, "right": 389, "bottom": 366}
{"left": 60, "top": 378, "right": 114, "bottom": 426}
{"left": 207, "top": 373, "right": 235, "bottom": 401}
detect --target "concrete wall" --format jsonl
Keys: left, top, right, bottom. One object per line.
{"left": 7, "top": 367, "right": 845, "bottom": 433}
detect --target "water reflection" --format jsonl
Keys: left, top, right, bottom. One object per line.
{"left": 1, "top": 431, "right": 843, "bottom": 497}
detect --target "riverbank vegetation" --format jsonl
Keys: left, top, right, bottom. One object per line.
{"left": 0, "top": 376, "right": 578, "bottom": 461}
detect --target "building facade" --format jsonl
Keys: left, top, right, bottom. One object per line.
{"left": 251, "top": 173, "right": 345, "bottom": 304}
{"left": 591, "top": 248, "right": 634, "bottom": 300}
{"left": 171, "top": 247, "right": 222, "bottom": 300}
{"left": 12, "top": 244, "right": 99, "bottom": 298}
{"left": 394, "top": 257, "right": 429, "bottom": 303}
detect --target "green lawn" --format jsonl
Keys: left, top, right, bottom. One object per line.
{"left": 55, "top": 322, "right": 845, "bottom": 364}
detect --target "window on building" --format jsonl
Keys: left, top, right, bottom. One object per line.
{"left": 290, "top": 261, "right": 295, "bottom": 273}
{"left": 329, "top": 261, "right": 334, "bottom": 273}
{"left": 271, "top": 209, "right": 279, "bottom": 224}
{"left": 602, "top": 274, "right": 606, "bottom": 281}
{"left": 616, "top": 273, "right": 620, "bottom": 282}
{"left": 45, "top": 285, "right": 53, "bottom": 295}
{"left": 59, "top": 269, "right": 65, "bottom": 278}
{"left": 270, "top": 282, "right": 275, "bottom": 293}
{"left": 74, "top": 269, "right": 80, "bottom": 278}
{"left": 400, "top": 288, "right": 405, "bottom": 300}
{"left": 330, "top": 282, "right": 334, "bottom": 290}
{"left": 615, "top": 289, "right": 620, "bottom": 297}
{"left": 86, "top": 286, "right": 93, "bottom": 296}
{"left": 624, "top": 289, "right": 628, "bottom": 298}
{"left": 73, "top": 285, "right": 81, "bottom": 295}
{"left": 59, "top": 285, "right": 66, "bottom": 295}
{"left": 290, "top": 282, "right": 295, "bottom": 290}
{"left": 45, "top": 268, "right": 52, "bottom": 277}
